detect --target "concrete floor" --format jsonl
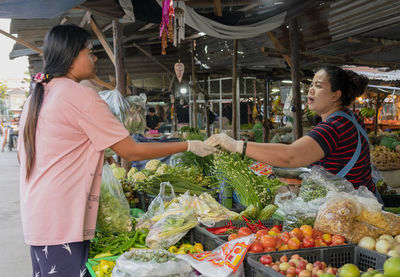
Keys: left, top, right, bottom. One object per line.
{"left": 0, "top": 148, "right": 32, "bottom": 276}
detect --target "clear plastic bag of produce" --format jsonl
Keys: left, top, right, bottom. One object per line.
{"left": 299, "top": 166, "right": 354, "bottom": 202}
{"left": 146, "top": 192, "right": 198, "bottom": 249}
{"left": 274, "top": 191, "right": 322, "bottom": 231}
{"left": 99, "top": 89, "right": 130, "bottom": 123}
{"left": 123, "top": 103, "right": 146, "bottom": 134}
{"left": 314, "top": 187, "right": 386, "bottom": 242}
{"left": 179, "top": 234, "right": 255, "bottom": 277}
{"left": 97, "top": 163, "right": 132, "bottom": 233}
{"left": 136, "top": 182, "right": 176, "bottom": 230}
{"left": 112, "top": 249, "right": 192, "bottom": 277}
{"left": 197, "top": 192, "right": 239, "bottom": 227}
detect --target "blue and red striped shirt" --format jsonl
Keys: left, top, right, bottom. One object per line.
{"left": 306, "top": 109, "right": 375, "bottom": 192}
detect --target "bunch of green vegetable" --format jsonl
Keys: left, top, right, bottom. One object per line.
{"left": 212, "top": 152, "right": 283, "bottom": 208}
{"left": 121, "top": 249, "right": 179, "bottom": 263}
{"left": 89, "top": 228, "right": 149, "bottom": 258}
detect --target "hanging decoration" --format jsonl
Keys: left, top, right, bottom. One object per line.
{"left": 160, "top": 0, "right": 174, "bottom": 55}
{"left": 174, "top": 59, "right": 185, "bottom": 83}
{"left": 173, "top": 4, "right": 185, "bottom": 47}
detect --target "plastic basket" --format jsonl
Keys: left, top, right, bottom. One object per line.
{"left": 245, "top": 244, "right": 389, "bottom": 277}
{"left": 190, "top": 226, "right": 226, "bottom": 251}
{"left": 86, "top": 255, "right": 119, "bottom": 277}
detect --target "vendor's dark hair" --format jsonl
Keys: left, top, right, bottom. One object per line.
{"left": 24, "top": 24, "right": 91, "bottom": 179}
{"left": 317, "top": 65, "right": 368, "bottom": 106}
{"left": 148, "top": 107, "right": 156, "bottom": 113}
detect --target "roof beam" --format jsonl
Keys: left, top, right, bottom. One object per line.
{"left": 0, "top": 29, "right": 43, "bottom": 54}
{"left": 89, "top": 14, "right": 115, "bottom": 66}
{"left": 132, "top": 42, "right": 174, "bottom": 75}
{"left": 261, "top": 47, "right": 400, "bottom": 69}
{"left": 340, "top": 41, "right": 400, "bottom": 58}
{"left": 60, "top": 16, "right": 69, "bottom": 25}
{"left": 101, "top": 23, "right": 113, "bottom": 33}
{"left": 79, "top": 11, "right": 90, "bottom": 27}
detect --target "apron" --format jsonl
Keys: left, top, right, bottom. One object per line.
{"left": 327, "top": 110, "right": 383, "bottom": 204}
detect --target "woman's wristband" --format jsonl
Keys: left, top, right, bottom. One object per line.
{"left": 241, "top": 141, "right": 248, "bottom": 159}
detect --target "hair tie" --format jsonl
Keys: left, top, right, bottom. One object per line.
{"left": 32, "top": 72, "right": 50, "bottom": 84}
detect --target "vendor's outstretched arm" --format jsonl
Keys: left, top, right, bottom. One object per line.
{"left": 245, "top": 136, "right": 325, "bottom": 168}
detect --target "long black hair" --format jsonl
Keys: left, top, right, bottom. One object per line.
{"left": 24, "top": 24, "right": 91, "bottom": 179}
{"left": 316, "top": 65, "right": 369, "bottom": 106}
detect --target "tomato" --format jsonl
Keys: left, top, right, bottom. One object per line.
{"left": 256, "top": 229, "right": 269, "bottom": 240}
{"left": 259, "top": 255, "right": 273, "bottom": 265}
{"left": 228, "top": 233, "right": 241, "bottom": 241}
{"left": 281, "top": 231, "right": 290, "bottom": 244}
{"left": 290, "top": 228, "right": 304, "bottom": 240}
{"left": 249, "top": 242, "right": 264, "bottom": 253}
{"left": 274, "top": 237, "right": 283, "bottom": 250}
{"left": 300, "top": 225, "right": 313, "bottom": 238}
{"left": 331, "top": 234, "right": 345, "bottom": 245}
{"left": 313, "top": 229, "right": 323, "bottom": 238}
{"left": 261, "top": 235, "right": 277, "bottom": 248}
{"left": 278, "top": 244, "right": 289, "bottom": 251}
{"left": 268, "top": 230, "right": 279, "bottom": 237}
{"left": 280, "top": 255, "right": 288, "bottom": 262}
{"left": 287, "top": 237, "right": 301, "bottom": 250}
{"left": 270, "top": 226, "right": 281, "bottom": 234}
{"left": 303, "top": 237, "right": 315, "bottom": 248}
{"left": 322, "top": 233, "right": 332, "bottom": 245}
{"left": 238, "top": 227, "right": 252, "bottom": 237}
{"left": 315, "top": 238, "right": 328, "bottom": 247}
{"left": 263, "top": 246, "right": 276, "bottom": 252}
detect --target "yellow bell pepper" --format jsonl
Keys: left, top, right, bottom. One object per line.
{"left": 193, "top": 243, "right": 204, "bottom": 252}
{"left": 94, "top": 270, "right": 104, "bottom": 277}
{"left": 168, "top": 246, "right": 178, "bottom": 253}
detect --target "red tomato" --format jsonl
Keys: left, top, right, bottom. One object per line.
{"left": 259, "top": 255, "right": 273, "bottom": 265}
{"left": 238, "top": 227, "right": 252, "bottom": 237}
{"left": 322, "top": 233, "right": 332, "bottom": 245}
{"left": 300, "top": 225, "right": 313, "bottom": 238}
{"left": 278, "top": 244, "right": 289, "bottom": 251}
{"left": 261, "top": 235, "right": 277, "bottom": 248}
{"left": 303, "top": 237, "right": 315, "bottom": 248}
{"left": 331, "top": 234, "right": 345, "bottom": 245}
{"left": 312, "top": 229, "right": 323, "bottom": 238}
{"left": 274, "top": 237, "right": 283, "bottom": 250}
{"left": 228, "top": 233, "right": 241, "bottom": 241}
{"left": 249, "top": 242, "right": 264, "bottom": 253}
{"left": 290, "top": 228, "right": 304, "bottom": 240}
{"left": 263, "top": 246, "right": 276, "bottom": 252}
{"left": 270, "top": 226, "right": 281, "bottom": 234}
{"left": 287, "top": 237, "right": 301, "bottom": 250}
{"left": 281, "top": 231, "right": 290, "bottom": 244}
{"left": 256, "top": 229, "right": 269, "bottom": 240}
{"left": 315, "top": 238, "right": 327, "bottom": 247}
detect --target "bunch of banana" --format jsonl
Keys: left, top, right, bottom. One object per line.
{"left": 360, "top": 107, "right": 375, "bottom": 118}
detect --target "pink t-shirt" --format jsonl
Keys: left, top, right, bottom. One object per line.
{"left": 18, "top": 78, "right": 129, "bottom": 246}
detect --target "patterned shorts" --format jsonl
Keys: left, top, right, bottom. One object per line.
{"left": 30, "top": 241, "right": 90, "bottom": 277}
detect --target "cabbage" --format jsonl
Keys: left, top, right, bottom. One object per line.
{"left": 145, "top": 160, "right": 162, "bottom": 171}
{"left": 112, "top": 166, "right": 126, "bottom": 182}
{"left": 127, "top": 167, "right": 138, "bottom": 181}
{"left": 132, "top": 172, "right": 147, "bottom": 182}
{"left": 156, "top": 164, "right": 169, "bottom": 175}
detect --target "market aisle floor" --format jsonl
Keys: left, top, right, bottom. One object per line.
{"left": 0, "top": 149, "right": 31, "bottom": 276}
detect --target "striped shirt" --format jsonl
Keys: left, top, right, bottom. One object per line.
{"left": 306, "top": 109, "right": 375, "bottom": 192}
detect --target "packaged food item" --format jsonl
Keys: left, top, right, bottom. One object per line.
{"left": 179, "top": 234, "right": 255, "bottom": 277}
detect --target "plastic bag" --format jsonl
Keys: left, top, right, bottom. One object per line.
{"left": 197, "top": 192, "right": 239, "bottom": 227}
{"left": 136, "top": 182, "right": 176, "bottom": 230}
{"left": 112, "top": 249, "right": 192, "bottom": 277}
{"left": 99, "top": 89, "right": 130, "bottom": 123}
{"left": 179, "top": 234, "right": 255, "bottom": 277}
{"left": 299, "top": 166, "right": 354, "bottom": 202}
{"left": 97, "top": 164, "right": 132, "bottom": 233}
{"left": 274, "top": 191, "right": 322, "bottom": 231}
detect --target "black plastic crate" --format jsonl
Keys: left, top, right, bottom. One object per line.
{"left": 191, "top": 226, "right": 225, "bottom": 251}
{"left": 246, "top": 244, "right": 389, "bottom": 277}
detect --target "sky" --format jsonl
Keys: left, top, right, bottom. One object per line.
{"left": 0, "top": 19, "right": 29, "bottom": 88}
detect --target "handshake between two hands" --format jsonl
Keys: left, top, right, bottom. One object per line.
{"left": 187, "top": 133, "right": 243, "bottom": 157}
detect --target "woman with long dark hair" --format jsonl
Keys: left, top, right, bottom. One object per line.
{"left": 18, "top": 24, "right": 215, "bottom": 276}
{"left": 207, "top": 66, "right": 380, "bottom": 198}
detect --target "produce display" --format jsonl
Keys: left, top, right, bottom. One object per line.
{"left": 227, "top": 224, "right": 345, "bottom": 253}
{"left": 89, "top": 228, "right": 149, "bottom": 258}
{"left": 89, "top": 257, "right": 117, "bottom": 277}
{"left": 167, "top": 242, "right": 204, "bottom": 254}
{"left": 370, "top": 145, "right": 400, "bottom": 170}
{"left": 259, "top": 253, "right": 339, "bottom": 276}
{"left": 213, "top": 152, "right": 283, "bottom": 208}
{"left": 358, "top": 234, "right": 400, "bottom": 256}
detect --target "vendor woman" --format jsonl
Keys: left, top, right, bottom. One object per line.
{"left": 207, "top": 65, "right": 380, "bottom": 199}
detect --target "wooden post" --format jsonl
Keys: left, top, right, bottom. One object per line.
{"left": 289, "top": 18, "right": 303, "bottom": 140}
{"left": 191, "top": 40, "right": 198, "bottom": 128}
{"left": 232, "top": 40, "right": 239, "bottom": 139}
{"left": 374, "top": 92, "right": 380, "bottom": 135}
{"left": 113, "top": 20, "right": 130, "bottom": 172}
{"left": 263, "top": 79, "right": 270, "bottom": 142}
